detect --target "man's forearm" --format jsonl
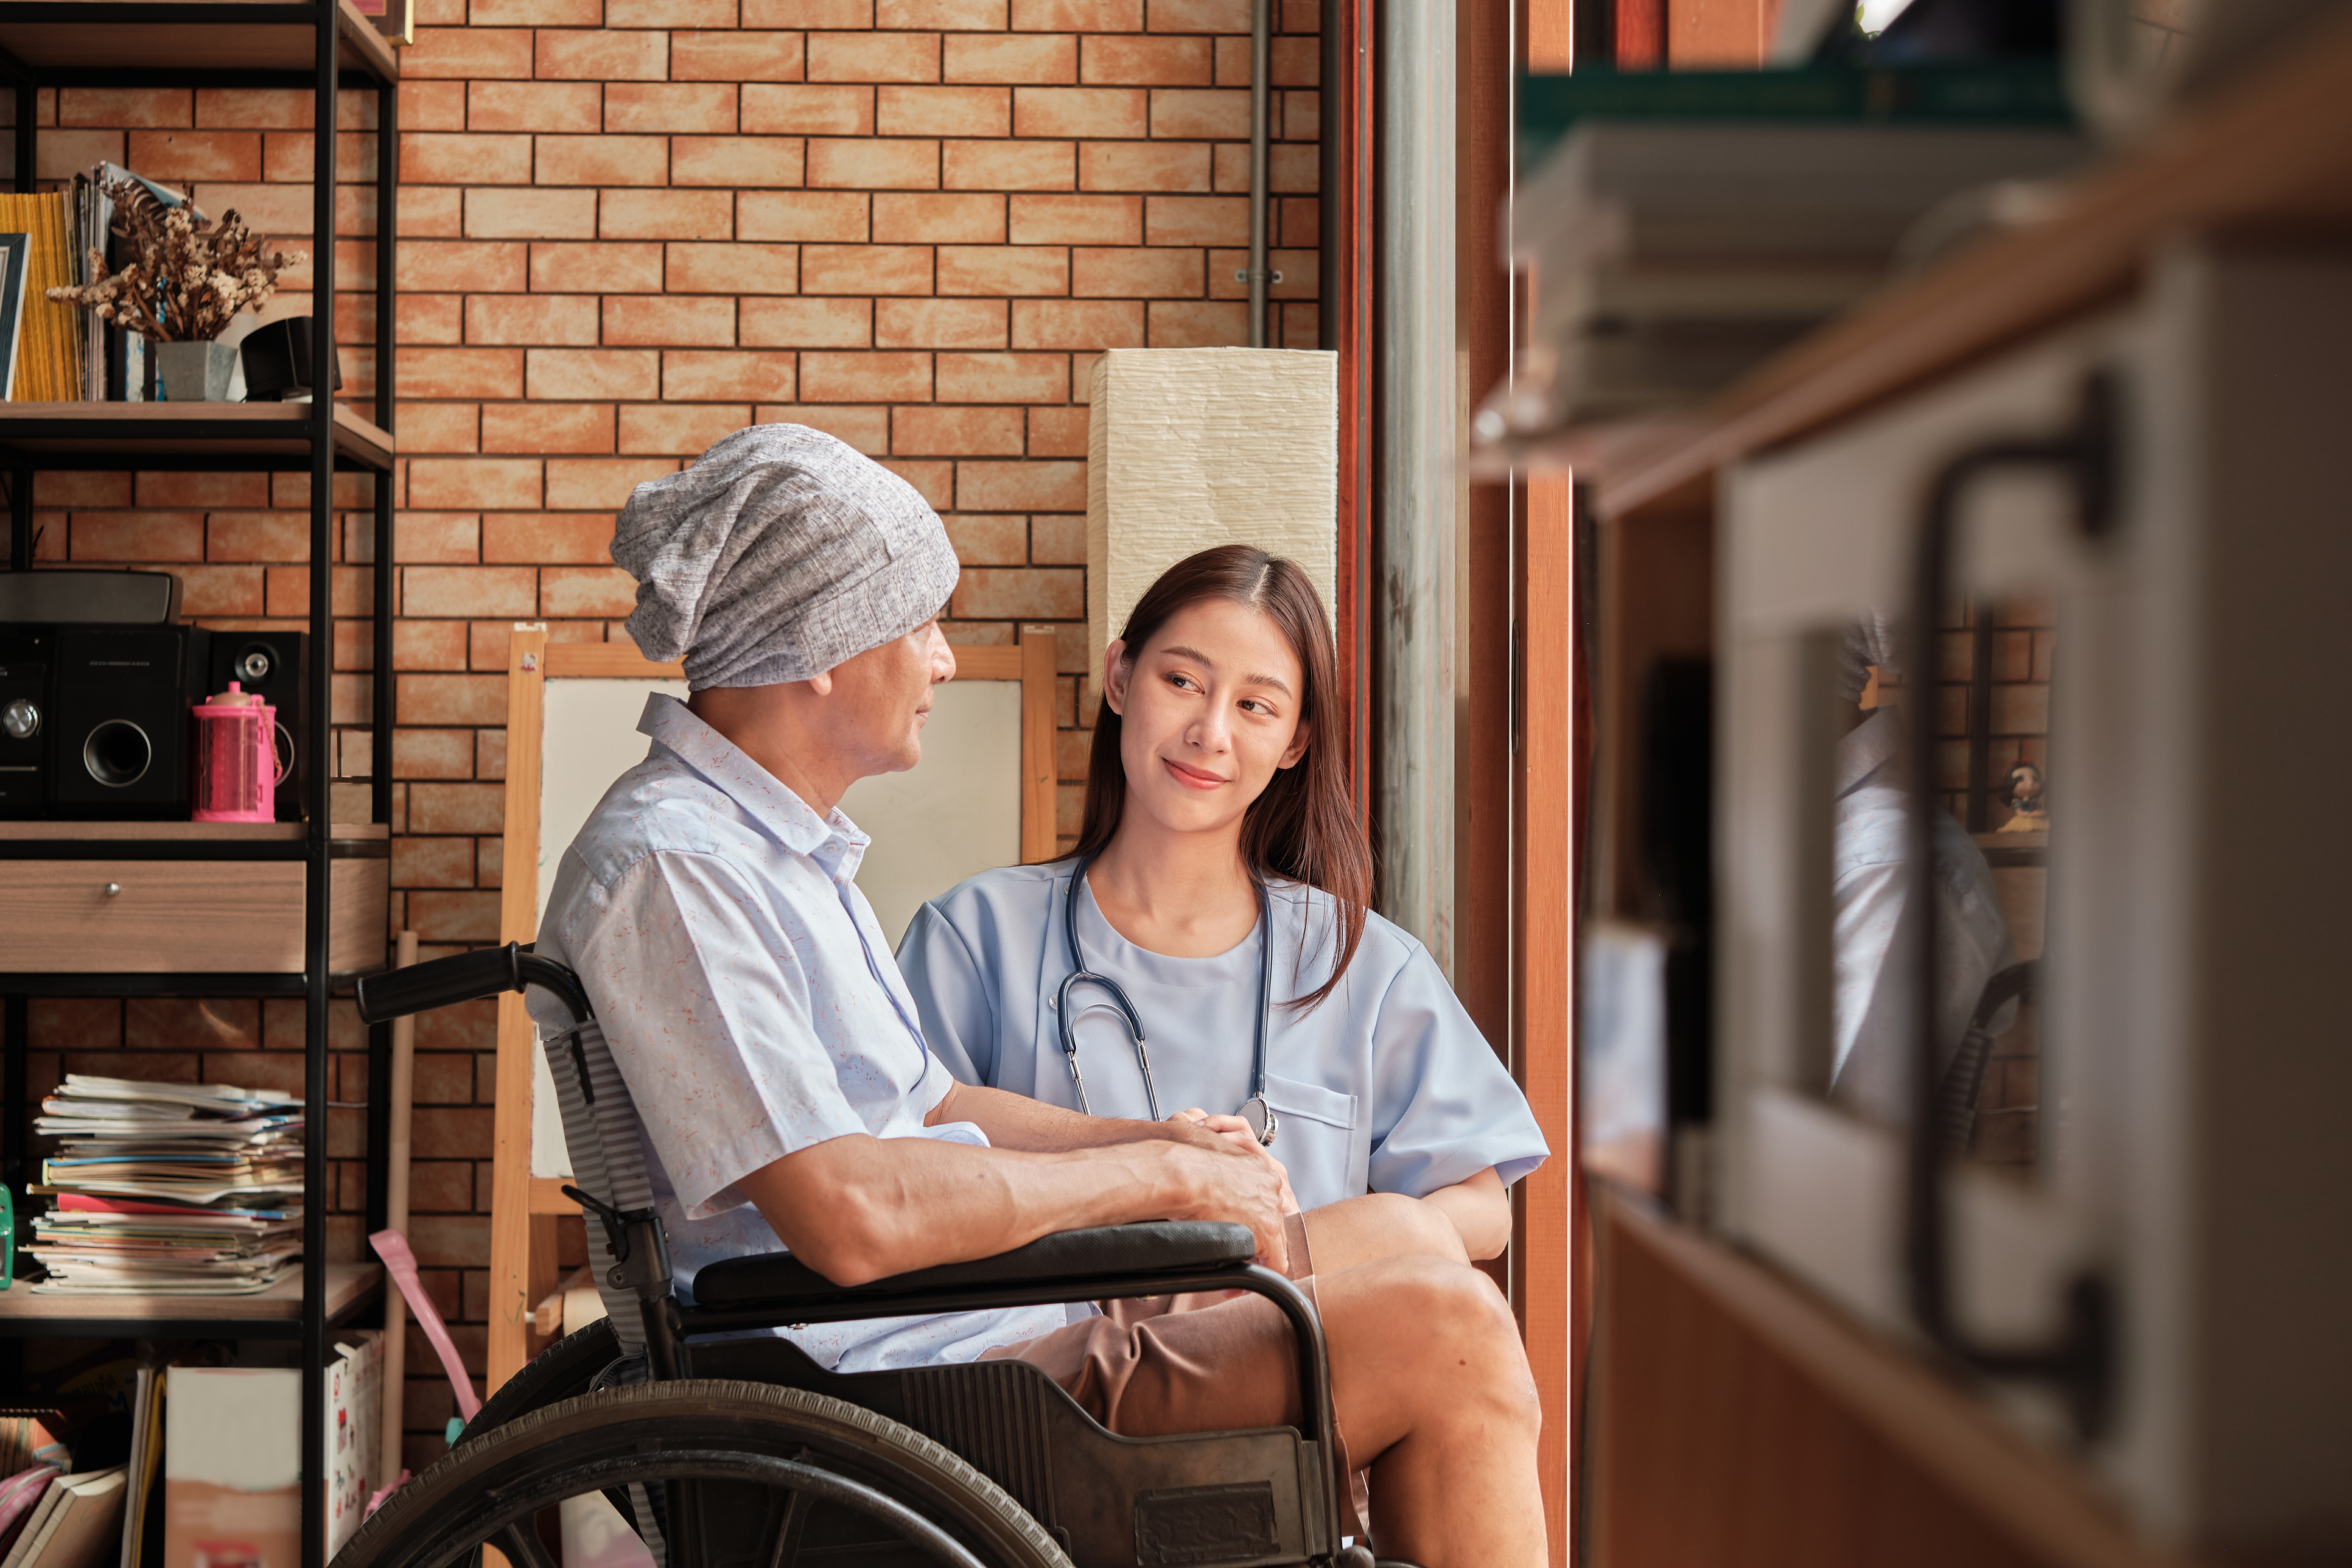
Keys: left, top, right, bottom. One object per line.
{"left": 738, "top": 1125, "right": 1284, "bottom": 1286}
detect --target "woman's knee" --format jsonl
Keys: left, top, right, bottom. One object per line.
{"left": 1387, "top": 1258, "right": 1540, "bottom": 1423}
{"left": 1378, "top": 1256, "right": 1522, "bottom": 1354}
{"left": 1374, "top": 1193, "right": 1472, "bottom": 1266}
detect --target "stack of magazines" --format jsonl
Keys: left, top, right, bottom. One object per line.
{"left": 23, "top": 1076, "right": 304, "bottom": 1297}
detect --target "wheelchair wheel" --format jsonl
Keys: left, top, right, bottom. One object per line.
{"left": 459, "top": 1317, "right": 625, "bottom": 1441}
{"left": 340, "top": 1379, "right": 1072, "bottom": 1568}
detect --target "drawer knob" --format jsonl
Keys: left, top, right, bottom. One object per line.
{"left": 103, "top": 881, "right": 121, "bottom": 897}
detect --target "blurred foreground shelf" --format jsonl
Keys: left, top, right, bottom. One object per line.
{"left": 1536, "top": 8, "right": 2352, "bottom": 520}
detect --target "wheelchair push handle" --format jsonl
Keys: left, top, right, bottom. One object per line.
{"left": 355, "top": 941, "right": 595, "bottom": 1028}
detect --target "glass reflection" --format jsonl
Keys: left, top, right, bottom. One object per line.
{"left": 1825, "top": 603, "right": 2047, "bottom": 1175}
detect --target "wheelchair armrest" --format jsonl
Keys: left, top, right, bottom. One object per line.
{"left": 688, "top": 1219, "right": 1255, "bottom": 1311}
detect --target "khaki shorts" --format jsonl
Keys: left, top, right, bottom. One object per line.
{"left": 984, "top": 1213, "right": 1368, "bottom": 1534}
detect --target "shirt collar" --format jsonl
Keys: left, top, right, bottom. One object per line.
{"left": 638, "top": 693, "right": 871, "bottom": 878}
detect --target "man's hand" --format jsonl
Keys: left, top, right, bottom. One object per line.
{"left": 1147, "top": 1125, "right": 1292, "bottom": 1272}
{"left": 1168, "top": 1108, "right": 1298, "bottom": 1216}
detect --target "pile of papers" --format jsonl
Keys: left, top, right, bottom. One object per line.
{"left": 24, "top": 1076, "right": 303, "bottom": 1297}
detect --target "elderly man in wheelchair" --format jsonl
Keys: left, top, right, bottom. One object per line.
{"left": 344, "top": 427, "right": 1546, "bottom": 1568}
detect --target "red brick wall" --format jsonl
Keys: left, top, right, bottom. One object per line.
{"left": 13, "top": 0, "right": 1320, "bottom": 1472}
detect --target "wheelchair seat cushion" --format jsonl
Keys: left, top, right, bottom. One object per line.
{"left": 691, "top": 1220, "right": 1255, "bottom": 1309}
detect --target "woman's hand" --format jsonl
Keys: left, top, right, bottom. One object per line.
{"left": 1170, "top": 1107, "right": 1298, "bottom": 1214}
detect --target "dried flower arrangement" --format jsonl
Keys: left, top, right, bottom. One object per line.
{"left": 45, "top": 180, "right": 306, "bottom": 343}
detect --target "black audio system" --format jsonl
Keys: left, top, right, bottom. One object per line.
{"left": 47, "top": 625, "right": 211, "bottom": 815}
{"left": 0, "top": 569, "right": 315, "bottom": 821}
{"left": 0, "top": 627, "right": 51, "bottom": 814}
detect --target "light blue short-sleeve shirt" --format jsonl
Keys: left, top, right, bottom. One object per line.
{"left": 531, "top": 695, "right": 1067, "bottom": 1371}
{"left": 897, "top": 863, "right": 1549, "bottom": 1214}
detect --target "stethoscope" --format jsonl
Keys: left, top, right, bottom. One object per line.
{"left": 1055, "top": 853, "right": 1278, "bottom": 1147}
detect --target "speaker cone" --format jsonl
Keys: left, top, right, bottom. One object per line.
{"left": 84, "top": 720, "right": 153, "bottom": 788}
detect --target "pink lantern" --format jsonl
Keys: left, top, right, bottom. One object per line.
{"left": 190, "top": 681, "right": 282, "bottom": 822}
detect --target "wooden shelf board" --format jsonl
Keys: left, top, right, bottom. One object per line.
{"left": 0, "top": 404, "right": 395, "bottom": 471}
{"left": 0, "top": 0, "right": 397, "bottom": 82}
{"left": 0, "top": 821, "right": 385, "bottom": 840}
{"left": 0, "top": 1260, "right": 380, "bottom": 1332}
{"left": 1584, "top": 8, "right": 2352, "bottom": 520}
{"left": 1603, "top": 1197, "right": 2177, "bottom": 1568}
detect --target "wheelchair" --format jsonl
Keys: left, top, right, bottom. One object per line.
{"left": 346, "top": 944, "right": 1405, "bottom": 1568}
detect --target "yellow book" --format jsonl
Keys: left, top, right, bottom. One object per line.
{"left": 0, "top": 192, "right": 82, "bottom": 402}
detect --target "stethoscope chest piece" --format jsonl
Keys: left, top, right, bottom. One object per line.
{"left": 1240, "top": 1094, "right": 1278, "bottom": 1147}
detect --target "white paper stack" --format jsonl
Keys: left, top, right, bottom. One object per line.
{"left": 1499, "top": 122, "right": 2089, "bottom": 427}
{"left": 24, "top": 1076, "right": 304, "bottom": 1295}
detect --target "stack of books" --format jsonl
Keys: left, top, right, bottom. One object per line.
{"left": 1491, "top": 67, "right": 2088, "bottom": 436}
{"left": 0, "top": 188, "right": 76, "bottom": 402}
{"left": 0, "top": 1466, "right": 125, "bottom": 1568}
{"left": 23, "top": 1076, "right": 303, "bottom": 1297}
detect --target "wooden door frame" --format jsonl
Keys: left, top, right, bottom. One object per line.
{"left": 1514, "top": 479, "right": 1580, "bottom": 1562}
{"left": 483, "top": 628, "right": 1059, "bottom": 1391}
{"left": 1323, "top": 0, "right": 1374, "bottom": 825}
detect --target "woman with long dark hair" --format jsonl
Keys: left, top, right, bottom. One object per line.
{"left": 897, "top": 545, "right": 1546, "bottom": 1269}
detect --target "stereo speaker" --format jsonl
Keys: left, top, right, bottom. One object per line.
{"left": 206, "top": 630, "right": 309, "bottom": 821}
{"left": 0, "top": 628, "right": 50, "bottom": 814}
{"left": 51, "top": 626, "right": 210, "bottom": 816}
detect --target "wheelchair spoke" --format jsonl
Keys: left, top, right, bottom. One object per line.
{"left": 494, "top": 1521, "right": 559, "bottom": 1568}
{"left": 757, "top": 1485, "right": 809, "bottom": 1568}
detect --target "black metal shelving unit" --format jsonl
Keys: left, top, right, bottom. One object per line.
{"left": 0, "top": 7, "right": 396, "bottom": 1564}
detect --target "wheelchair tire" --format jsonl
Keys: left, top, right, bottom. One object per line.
{"left": 338, "top": 1379, "right": 1073, "bottom": 1568}
{"left": 458, "top": 1316, "right": 623, "bottom": 1441}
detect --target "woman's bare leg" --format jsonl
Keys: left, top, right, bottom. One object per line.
{"left": 1302, "top": 1192, "right": 1471, "bottom": 1273}
{"left": 1312, "top": 1253, "right": 1545, "bottom": 1568}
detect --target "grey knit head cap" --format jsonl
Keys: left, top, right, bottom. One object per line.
{"left": 611, "top": 424, "right": 959, "bottom": 691}
{"left": 1835, "top": 611, "right": 1904, "bottom": 705}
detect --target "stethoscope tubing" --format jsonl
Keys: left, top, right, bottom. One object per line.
{"left": 1058, "top": 852, "right": 1277, "bottom": 1146}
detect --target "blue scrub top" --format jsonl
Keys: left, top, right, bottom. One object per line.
{"left": 896, "top": 861, "right": 1550, "bottom": 1214}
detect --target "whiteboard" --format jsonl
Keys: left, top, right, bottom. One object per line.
{"left": 537, "top": 677, "right": 686, "bottom": 920}
{"left": 533, "top": 677, "right": 684, "bottom": 1180}
{"left": 840, "top": 677, "right": 1023, "bottom": 949}
{"left": 528, "top": 676, "right": 1026, "bottom": 1177}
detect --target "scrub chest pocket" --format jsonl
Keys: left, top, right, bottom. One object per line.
{"left": 1264, "top": 1074, "right": 1367, "bottom": 1208}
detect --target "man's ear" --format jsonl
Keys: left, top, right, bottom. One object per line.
{"left": 1278, "top": 724, "right": 1312, "bottom": 771}
{"left": 1102, "top": 639, "right": 1130, "bottom": 717}
{"left": 806, "top": 667, "right": 835, "bottom": 697}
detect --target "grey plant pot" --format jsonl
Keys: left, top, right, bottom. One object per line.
{"left": 153, "top": 339, "right": 239, "bottom": 402}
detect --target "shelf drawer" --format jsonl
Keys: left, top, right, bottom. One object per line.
{"left": 0, "top": 858, "right": 386, "bottom": 974}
